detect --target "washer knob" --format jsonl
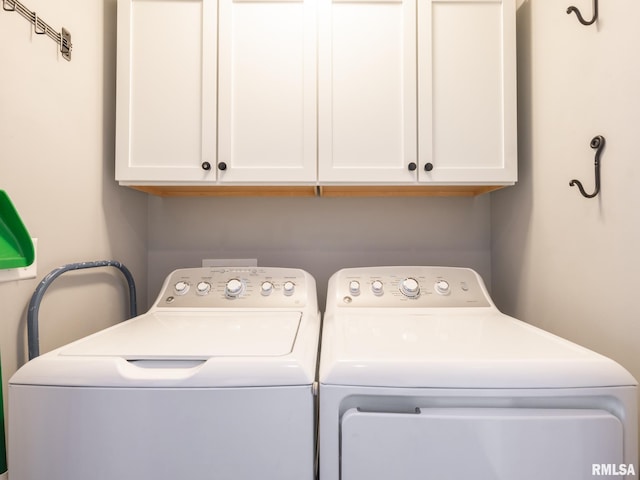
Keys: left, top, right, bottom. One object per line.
{"left": 261, "top": 281, "right": 274, "bottom": 296}
{"left": 196, "top": 281, "right": 211, "bottom": 296}
{"left": 349, "top": 280, "right": 361, "bottom": 296}
{"left": 225, "top": 278, "right": 244, "bottom": 298}
{"left": 283, "top": 281, "right": 296, "bottom": 296}
{"left": 174, "top": 281, "right": 190, "bottom": 296}
{"left": 399, "top": 277, "right": 420, "bottom": 298}
{"left": 435, "top": 279, "right": 451, "bottom": 295}
{"left": 371, "top": 280, "right": 384, "bottom": 296}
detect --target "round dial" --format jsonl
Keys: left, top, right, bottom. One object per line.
{"left": 196, "top": 281, "right": 211, "bottom": 296}
{"left": 399, "top": 277, "right": 420, "bottom": 298}
{"left": 225, "top": 278, "right": 244, "bottom": 298}
{"left": 435, "top": 279, "right": 451, "bottom": 295}
{"left": 371, "top": 280, "right": 384, "bottom": 296}
{"left": 261, "top": 281, "right": 274, "bottom": 296}
{"left": 174, "top": 281, "right": 190, "bottom": 296}
{"left": 283, "top": 281, "right": 296, "bottom": 296}
{"left": 349, "top": 280, "right": 361, "bottom": 296}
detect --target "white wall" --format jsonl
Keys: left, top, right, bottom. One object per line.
{"left": 0, "top": 0, "right": 147, "bottom": 388}
{"left": 492, "top": 0, "right": 640, "bottom": 382}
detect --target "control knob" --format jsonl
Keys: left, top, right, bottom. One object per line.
{"left": 225, "top": 278, "right": 244, "bottom": 298}
{"left": 174, "top": 281, "right": 190, "bottom": 296}
{"left": 349, "top": 280, "right": 361, "bottom": 296}
{"left": 261, "top": 281, "right": 274, "bottom": 296}
{"left": 283, "top": 281, "right": 296, "bottom": 296}
{"left": 435, "top": 279, "right": 451, "bottom": 295}
{"left": 399, "top": 277, "right": 420, "bottom": 298}
{"left": 371, "top": 280, "right": 384, "bottom": 296}
{"left": 196, "top": 281, "right": 211, "bottom": 296}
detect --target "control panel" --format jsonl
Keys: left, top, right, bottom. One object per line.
{"left": 155, "top": 267, "right": 310, "bottom": 309}
{"left": 330, "top": 267, "right": 491, "bottom": 308}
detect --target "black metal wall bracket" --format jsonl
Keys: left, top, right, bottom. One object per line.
{"left": 567, "top": 0, "right": 598, "bottom": 26}
{"left": 569, "top": 135, "right": 605, "bottom": 199}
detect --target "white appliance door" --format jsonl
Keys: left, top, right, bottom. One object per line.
{"left": 10, "top": 385, "right": 314, "bottom": 480}
{"left": 341, "top": 407, "right": 623, "bottom": 480}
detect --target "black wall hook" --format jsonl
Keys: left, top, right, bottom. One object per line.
{"left": 567, "top": 0, "right": 598, "bottom": 26}
{"left": 569, "top": 135, "right": 605, "bottom": 198}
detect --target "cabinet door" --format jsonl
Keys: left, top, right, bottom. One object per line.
{"left": 418, "top": 0, "right": 517, "bottom": 184}
{"left": 318, "top": 0, "right": 417, "bottom": 183}
{"left": 217, "top": 0, "right": 317, "bottom": 184}
{"left": 116, "top": 0, "right": 217, "bottom": 184}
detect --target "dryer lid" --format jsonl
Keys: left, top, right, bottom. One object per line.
{"left": 319, "top": 312, "right": 637, "bottom": 388}
{"left": 60, "top": 311, "right": 302, "bottom": 359}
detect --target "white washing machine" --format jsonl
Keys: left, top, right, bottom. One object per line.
{"left": 319, "top": 266, "right": 638, "bottom": 480}
{"left": 9, "top": 267, "right": 320, "bottom": 480}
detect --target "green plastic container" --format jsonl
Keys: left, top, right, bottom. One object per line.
{"left": 0, "top": 190, "right": 34, "bottom": 269}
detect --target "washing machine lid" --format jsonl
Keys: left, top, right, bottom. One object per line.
{"left": 60, "top": 311, "right": 301, "bottom": 358}
{"left": 320, "top": 312, "right": 637, "bottom": 389}
{"left": 12, "top": 311, "right": 320, "bottom": 388}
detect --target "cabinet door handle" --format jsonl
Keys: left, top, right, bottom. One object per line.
{"left": 201, "top": 162, "right": 211, "bottom": 171}
{"left": 408, "top": 162, "right": 417, "bottom": 171}
{"left": 218, "top": 162, "right": 227, "bottom": 171}
{"left": 424, "top": 162, "right": 434, "bottom": 172}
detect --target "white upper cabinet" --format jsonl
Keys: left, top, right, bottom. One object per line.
{"left": 217, "top": 0, "right": 317, "bottom": 183}
{"left": 319, "top": 0, "right": 516, "bottom": 186}
{"left": 116, "top": 0, "right": 217, "bottom": 185}
{"left": 115, "top": 0, "right": 516, "bottom": 192}
{"left": 418, "top": 0, "right": 517, "bottom": 184}
{"left": 318, "top": 0, "right": 417, "bottom": 183}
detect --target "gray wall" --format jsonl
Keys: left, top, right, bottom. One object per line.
{"left": 492, "top": 0, "right": 640, "bottom": 383}
{"left": 0, "top": 0, "right": 147, "bottom": 381}
{"left": 147, "top": 195, "right": 492, "bottom": 308}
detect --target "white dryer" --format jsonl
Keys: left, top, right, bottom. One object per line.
{"left": 319, "top": 266, "right": 638, "bottom": 480}
{"left": 9, "top": 267, "right": 320, "bottom": 480}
